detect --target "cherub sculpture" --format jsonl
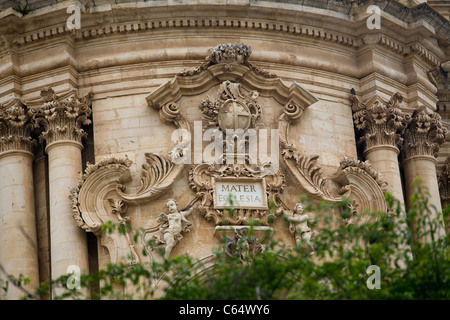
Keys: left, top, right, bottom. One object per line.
{"left": 284, "top": 203, "right": 315, "bottom": 253}
{"left": 150, "top": 199, "right": 194, "bottom": 259}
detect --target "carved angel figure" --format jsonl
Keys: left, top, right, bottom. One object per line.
{"left": 152, "top": 199, "right": 194, "bottom": 259}
{"left": 285, "top": 203, "right": 315, "bottom": 253}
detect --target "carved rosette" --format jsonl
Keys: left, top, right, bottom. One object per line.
{"left": 351, "top": 92, "right": 410, "bottom": 152}
{"left": 0, "top": 99, "right": 35, "bottom": 153}
{"left": 401, "top": 106, "right": 447, "bottom": 160}
{"left": 28, "top": 87, "right": 93, "bottom": 146}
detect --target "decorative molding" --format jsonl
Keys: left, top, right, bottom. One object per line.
{"left": 70, "top": 156, "right": 132, "bottom": 234}
{"left": 146, "top": 46, "right": 319, "bottom": 111}
{"left": 402, "top": 106, "right": 448, "bottom": 160}
{"left": 0, "top": 98, "right": 35, "bottom": 153}
{"left": 351, "top": 92, "right": 411, "bottom": 152}
{"left": 28, "top": 87, "right": 93, "bottom": 146}
{"left": 332, "top": 156, "right": 388, "bottom": 193}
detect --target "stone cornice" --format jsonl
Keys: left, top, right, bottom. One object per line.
{"left": 27, "top": 87, "right": 93, "bottom": 146}
{"left": 402, "top": 106, "right": 448, "bottom": 159}
{"left": 1, "top": 1, "right": 447, "bottom": 66}
{"left": 0, "top": 98, "right": 35, "bottom": 153}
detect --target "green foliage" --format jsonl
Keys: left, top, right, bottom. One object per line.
{"left": 3, "top": 183, "right": 449, "bottom": 300}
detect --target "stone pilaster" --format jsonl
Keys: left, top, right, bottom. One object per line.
{"left": 401, "top": 106, "right": 447, "bottom": 237}
{"left": 351, "top": 92, "right": 409, "bottom": 204}
{"left": 0, "top": 99, "right": 39, "bottom": 299}
{"left": 29, "top": 88, "right": 93, "bottom": 292}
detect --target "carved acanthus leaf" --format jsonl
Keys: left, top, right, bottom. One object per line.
{"left": 28, "top": 88, "right": 93, "bottom": 145}
{"left": 116, "top": 152, "right": 183, "bottom": 204}
{"left": 0, "top": 99, "right": 36, "bottom": 153}
{"left": 351, "top": 93, "right": 410, "bottom": 151}
{"left": 402, "top": 106, "right": 448, "bottom": 159}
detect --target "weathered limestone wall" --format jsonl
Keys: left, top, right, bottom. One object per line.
{"left": 0, "top": 0, "right": 448, "bottom": 297}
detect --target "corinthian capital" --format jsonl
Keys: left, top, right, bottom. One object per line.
{"left": 29, "top": 88, "right": 93, "bottom": 146}
{"left": 351, "top": 92, "right": 410, "bottom": 151}
{"left": 0, "top": 99, "right": 35, "bottom": 153}
{"left": 402, "top": 106, "right": 447, "bottom": 160}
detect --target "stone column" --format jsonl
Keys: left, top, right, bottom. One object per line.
{"left": 0, "top": 100, "right": 39, "bottom": 299}
{"left": 401, "top": 106, "right": 447, "bottom": 238}
{"left": 351, "top": 92, "right": 409, "bottom": 204}
{"left": 29, "top": 88, "right": 93, "bottom": 290}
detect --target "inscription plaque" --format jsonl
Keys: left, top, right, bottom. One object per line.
{"left": 214, "top": 177, "right": 267, "bottom": 210}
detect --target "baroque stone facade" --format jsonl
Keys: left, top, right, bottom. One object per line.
{"left": 0, "top": 0, "right": 449, "bottom": 299}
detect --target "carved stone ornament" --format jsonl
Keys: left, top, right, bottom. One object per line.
{"left": 141, "top": 199, "right": 195, "bottom": 261}
{"left": 223, "top": 227, "right": 265, "bottom": 265}
{"left": 284, "top": 203, "right": 315, "bottom": 253}
{"left": 402, "top": 106, "right": 448, "bottom": 160}
{"left": 28, "top": 87, "right": 93, "bottom": 146}
{"left": 201, "top": 80, "right": 262, "bottom": 131}
{"left": 0, "top": 99, "right": 35, "bottom": 153}
{"left": 278, "top": 103, "right": 388, "bottom": 214}
{"left": 70, "top": 156, "right": 138, "bottom": 264}
{"left": 351, "top": 92, "right": 410, "bottom": 151}
{"left": 69, "top": 42, "right": 388, "bottom": 266}
{"left": 179, "top": 43, "right": 276, "bottom": 79}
